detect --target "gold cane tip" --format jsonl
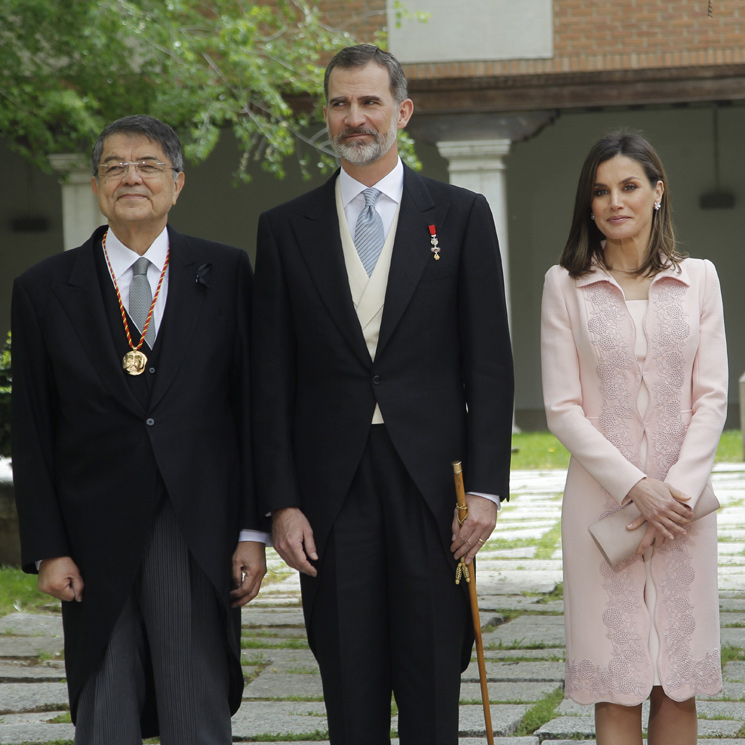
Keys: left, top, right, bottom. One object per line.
{"left": 452, "top": 461, "right": 463, "bottom": 474}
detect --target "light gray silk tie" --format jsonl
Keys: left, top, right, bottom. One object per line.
{"left": 354, "top": 188, "right": 385, "bottom": 277}
{"left": 130, "top": 257, "right": 155, "bottom": 347}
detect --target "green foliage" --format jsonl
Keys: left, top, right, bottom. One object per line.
{"left": 0, "top": 332, "right": 9, "bottom": 460}
{"left": 0, "top": 0, "right": 367, "bottom": 181}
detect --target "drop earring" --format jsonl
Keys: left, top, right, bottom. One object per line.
{"left": 654, "top": 200, "right": 661, "bottom": 211}
{"left": 590, "top": 214, "right": 595, "bottom": 221}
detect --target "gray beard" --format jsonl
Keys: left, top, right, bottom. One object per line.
{"left": 330, "top": 119, "right": 398, "bottom": 166}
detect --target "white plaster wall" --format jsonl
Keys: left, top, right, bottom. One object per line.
{"left": 388, "top": 0, "right": 553, "bottom": 63}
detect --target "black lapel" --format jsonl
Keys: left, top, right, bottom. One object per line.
{"left": 52, "top": 228, "right": 146, "bottom": 417}
{"left": 292, "top": 174, "right": 372, "bottom": 366}
{"left": 377, "top": 166, "right": 451, "bottom": 356}
{"left": 148, "top": 227, "right": 203, "bottom": 410}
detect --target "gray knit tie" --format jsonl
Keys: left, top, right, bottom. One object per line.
{"left": 354, "top": 188, "right": 385, "bottom": 277}
{"left": 129, "top": 257, "right": 155, "bottom": 346}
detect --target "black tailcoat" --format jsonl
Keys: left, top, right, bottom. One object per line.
{"left": 252, "top": 166, "right": 514, "bottom": 648}
{"left": 11, "top": 225, "right": 258, "bottom": 733}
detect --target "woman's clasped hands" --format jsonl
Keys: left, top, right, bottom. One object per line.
{"left": 625, "top": 477, "right": 693, "bottom": 554}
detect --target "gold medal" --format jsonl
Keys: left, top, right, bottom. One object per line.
{"left": 122, "top": 350, "right": 148, "bottom": 376}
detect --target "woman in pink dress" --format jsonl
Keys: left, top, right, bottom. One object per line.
{"left": 541, "top": 132, "right": 727, "bottom": 745}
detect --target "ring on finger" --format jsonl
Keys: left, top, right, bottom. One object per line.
{"left": 477, "top": 538, "right": 485, "bottom": 544}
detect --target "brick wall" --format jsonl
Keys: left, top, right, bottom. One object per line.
{"left": 317, "top": 0, "right": 745, "bottom": 80}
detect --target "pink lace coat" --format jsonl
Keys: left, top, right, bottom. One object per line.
{"left": 541, "top": 258, "right": 727, "bottom": 705}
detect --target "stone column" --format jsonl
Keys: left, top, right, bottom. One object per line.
{"left": 49, "top": 154, "right": 101, "bottom": 251}
{"left": 436, "top": 139, "right": 513, "bottom": 320}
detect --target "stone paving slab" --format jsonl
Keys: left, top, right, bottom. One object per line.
{"left": 0, "top": 613, "right": 63, "bottom": 636}
{"left": 482, "top": 649, "right": 564, "bottom": 662}
{"left": 459, "top": 704, "right": 528, "bottom": 736}
{"left": 460, "top": 680, "right": 561, "bottom": 703}
{"left": 478, "top": 597, "right": 564, "bottom": 614}
{"left": 701, "top": 680, "right": 745, "bottom": 700}
{"left": 231, "top": 701, "right": 328, "bottom": 737}
{"left": 244, "top": 672, "right": 324, "bottom": 700}
{"left": 0, "top": 681, "right": 68, "bottom": 713}
{"left": 463, "top": 660, "right": 565, "bottom": 682}
{"left": 721, "top": 627, "right": 745, "bottom": 646}
{"left": 481, "top": 614, "right": 565, "bottom": 649}
{"left": 245, "top": 648, "right": 319, "bottom": 673}
{"left": 482, "top": 547, "right": 537, "bottom": 559}
{"left": 725, "top": 661, "right": 745, "bottom": 681}
{"left": 0, "top": 660, "right": 65, "bottom": 682}
{"left": 477, "top": 572, "right": 559, "bottom": 595}
{"left": 242, "top": 607, "right": 306, "bottom": 628}
{"left": 0, "top": 635, "right": 64, "bottom": 658}
{"left": 0, "top": 721, "right": 75, "bottom": 745}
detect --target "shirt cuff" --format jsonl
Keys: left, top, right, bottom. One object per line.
{"left": 467, "top": 492, "right": 502, "bottom": 510}
{"left": 239, "top": 529, "right": 271, "bottom": 545}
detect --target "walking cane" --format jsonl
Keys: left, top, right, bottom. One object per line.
{"left": 452, "top": 460, "right": 494, "bottom": 745}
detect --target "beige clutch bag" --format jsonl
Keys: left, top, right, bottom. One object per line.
{"left": 588, "top": 484, "right": 720, "bottom": 567}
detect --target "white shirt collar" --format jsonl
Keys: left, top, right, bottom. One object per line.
{"left": 339, "top": 157, "right": 404, "bottom": 209}
{"left": 104, "top": 226, "right": 170, "bottom": 281}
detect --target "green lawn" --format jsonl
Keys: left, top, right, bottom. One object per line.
{"left": 511, "top": 429, "right": 743, "bottom": 470}
{"left": 0, "top": 566, "right": 59, "bottom": 618}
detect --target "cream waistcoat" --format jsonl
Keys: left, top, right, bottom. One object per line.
{"left": 335, "top": 179, "right": 401, "bottom": 424}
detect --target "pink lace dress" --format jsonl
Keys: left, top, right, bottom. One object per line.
{"left": 541, "top": 259, "right": 726, "bottom": 706}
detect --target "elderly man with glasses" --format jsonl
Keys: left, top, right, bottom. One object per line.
{"left": 11, "top": 115, "right": 267, "bottom": 744}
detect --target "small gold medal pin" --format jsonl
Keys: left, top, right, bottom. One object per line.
{"left": 428, "top": 224, "right": 441, "bottom": 260}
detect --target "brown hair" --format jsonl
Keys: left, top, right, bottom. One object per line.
{"left": 560, "top": 131, "right": 685, "bottom": 277}
{"left": 324, "top": 44, "right": 408, "bottom": 105}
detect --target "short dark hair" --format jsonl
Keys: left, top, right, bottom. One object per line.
{"left": 324, "top": 44, "right": 408, "bottom": 104}
{"left": 560, "top": 130, "right": 684, "bottom": 278}
{"left": 91, "top": 115, "right": 184, "bottom": 177}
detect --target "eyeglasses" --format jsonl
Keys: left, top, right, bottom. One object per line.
{"left": 97, "top": 161, "right": 178, "bottom": 179}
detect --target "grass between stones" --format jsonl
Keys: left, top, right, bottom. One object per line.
{"left": 722, "top": 643, "right": 745, "bottom": 664}
{"left": 513, "top": 685, "right": 565, "bottom": 736}
{"left": 241, "top": 637, "right": 309, "bottom": 650}
{"left": 251, "top": 730, "right": 329, "bottom": 741}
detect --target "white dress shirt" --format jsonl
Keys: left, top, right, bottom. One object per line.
{"left": 339, "top": 158, "right": 405, "bottom": 241}
{"left": 104, "top": 227, "right": 170, "bottom": 340}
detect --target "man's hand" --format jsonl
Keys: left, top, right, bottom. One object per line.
{"left": 450, "top": 494, "right": 498, "bottom": 565}
{"left": 38, "top": 556, "right": 84, "bottom": 603}
{"left": 272, "top": 507, "right": 318, "bottom": 577}
{"left": 230, "top": 541, "right": 267, "bottom": 607}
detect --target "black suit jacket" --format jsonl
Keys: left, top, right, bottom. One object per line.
{"left": 11, "top": 225, "right": 257, "bottom": 730}
{"left": 252, "top": 166, "right": 514, "bottom": 562}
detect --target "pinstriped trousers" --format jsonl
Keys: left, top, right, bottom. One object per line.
{"left": 74, "top": 499, "right": 233, "bottom": 745}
